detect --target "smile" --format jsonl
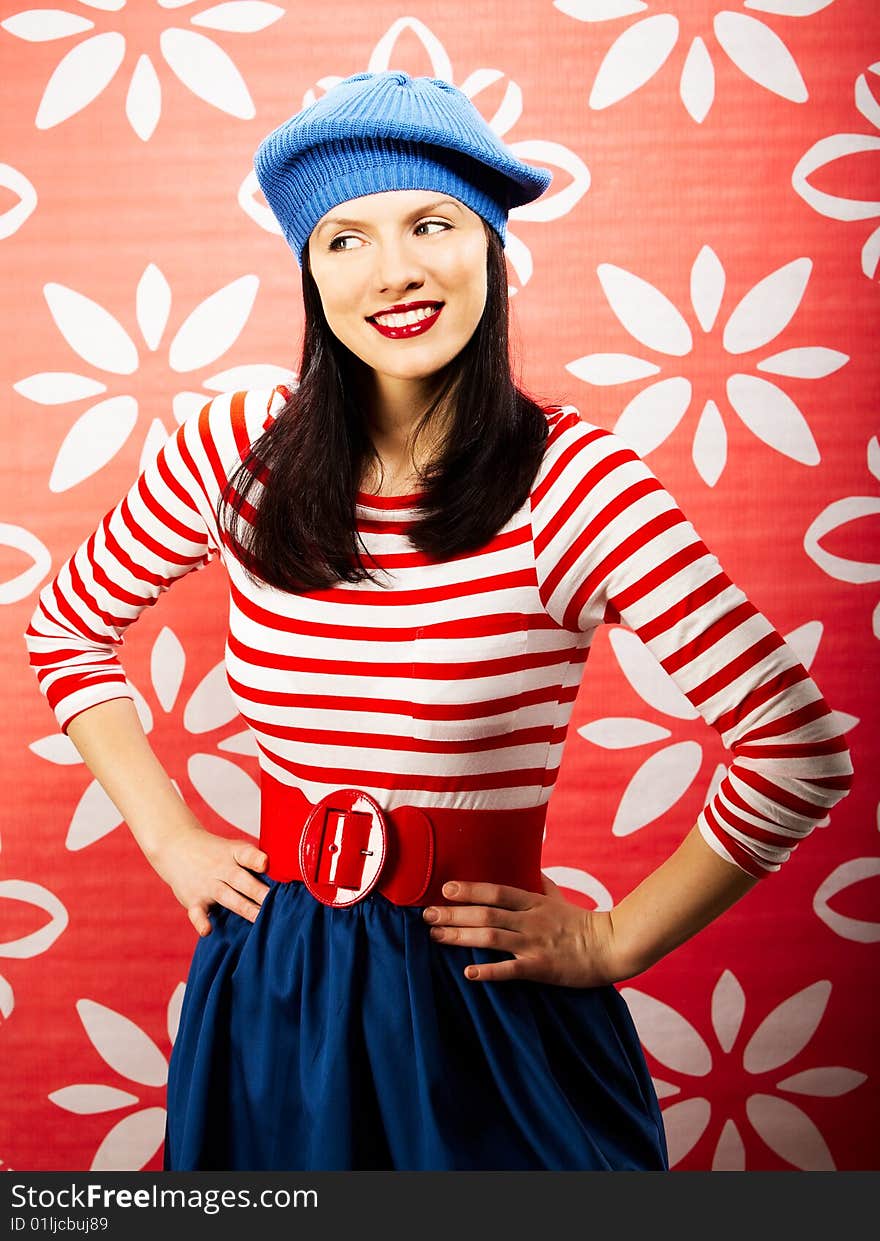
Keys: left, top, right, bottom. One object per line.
{"left": 367, "top": 304, "right": 444, "bottom": 339}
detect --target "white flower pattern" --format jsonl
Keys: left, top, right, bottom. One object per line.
{"left": 623, "top": 969, "right": 867, "bottom": 1168}
{"left": 792, "top": 61, "right": 880, "bottom": 279}
{"left": 555, "top": 0, "right": 835, "bottom": 123}
{"left": 804, "top": 436, "right": 880, "bottom": 641}
{"left": 0, "top": 162, "right": 38, "bottom": 239}
{"left": 49, "top": 984, "right": 184, "bottom": 1170}
{"left": 12, "top": 262, "right": 295, "bottom": 490}
{"left": 566, "top": 246, "right": 848, "bottom": 484}
{"left": 1, "top": 0, "right": 285, "bottom": 139}
{"left": 0, "top": 881, "right": 69, "bottom": 1021}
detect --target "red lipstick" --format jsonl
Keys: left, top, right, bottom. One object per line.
{"left": 367, "top": 303, "right": 444, "bottom": 339}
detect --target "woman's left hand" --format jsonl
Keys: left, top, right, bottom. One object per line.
{"left": 422, "top": 873, "right": 625, "bottom": 988}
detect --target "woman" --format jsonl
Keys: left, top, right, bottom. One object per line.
{"left": 24, "top": 70, "right": 854, "bottom": 1172}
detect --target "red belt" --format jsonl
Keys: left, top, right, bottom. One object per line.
{"left": 259, "top": 770, "right": 547, "bottom": 908}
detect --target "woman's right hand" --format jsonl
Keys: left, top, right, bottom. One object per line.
{"left": 149, "top": 824, "right": 271, "bottom": 937}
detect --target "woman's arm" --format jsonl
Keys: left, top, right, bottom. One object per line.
{"left": 23, "top": 387, "right": 284, "bottom": 736}
{"left": 531, "top": 413, "right": 854, "bottom": 880}
{"left": 66, "top": 697, "right": 206, "bottom": 862}
{"left": 431, "top": 410, "right": 855, "bottom": 987}
{"left": 24, "top": 402, "right": 221, "bottom": 735}
{"left": 65, "top": 696, "right": 269, "bottom": 933}
{"left": 607, "top": 822, "right": 760, "bottom": 980}
{"left": 23, "top": 390, "right": 284, "bottom": 931}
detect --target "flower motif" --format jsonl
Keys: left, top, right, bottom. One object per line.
{"left": 578, "top": 620, "right": 858, "bottom": 837}
{"left": 0, "top": 880, "right": 69, "bottom": 1021}
{"left": 813, "top": 840, "right": 880, "bottom": 943}
{"left": 566, "top": 245, "right": 848, "bottom": 485}
{"left": 12, "top": 262, "right": 295, "bottom": 490}
{"left": 804, "top": 436, "right": 880, "bottom": 641}
{"left": 623, "top": 969, "right": 867, "bottom": 1169}
{"left": 1, "top": 0, "right": 284, "bottom": 140}
{"left": 793, "top": 61, "right": 880, "bottom": 279}
{"left": 0, "top": 162, "right": 37, "bottom": 239}
{"left": 27, "top": 625, "right": 261, "bottom": 849}
{"left": 579, "top": 624, "right": 714, "bottom": 838}
{"left": 240, "top": 14, "right": 591, "bottom": 295}
{"left": 0, "top": 771, "right": 68, "bottom": 1023}
{"left": 0, "top": 523, "right": 51, "bottom": 606}
{"left": 49, "top": 984, "right": 185, "bottom": 1171}
{"left": 554, "top": 0, "right": 832, "bottom": 123}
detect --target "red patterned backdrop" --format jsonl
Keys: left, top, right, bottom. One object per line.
{"left": 1, "top": 0, "right": 877, "bottom": 1172}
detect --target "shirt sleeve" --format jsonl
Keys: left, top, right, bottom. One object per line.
{"left": 530, "top": 410, "right": 855, "bottom": 879}
{"left": 23, "top": 386, "right": 283, "bottom": 737}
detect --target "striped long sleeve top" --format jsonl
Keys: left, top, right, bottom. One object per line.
{"left": 24, "top": 384, "right": 854, "bottom": 878}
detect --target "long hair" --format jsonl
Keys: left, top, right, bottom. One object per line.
{"left": 218, "top": 220, "right": 558, "bottom": 592}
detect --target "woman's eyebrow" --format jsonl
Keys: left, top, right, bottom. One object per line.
{"left": 315, "top": 198, "right": 462, "bottom": 236}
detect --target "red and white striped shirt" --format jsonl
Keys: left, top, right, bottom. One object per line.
{"left": 24, "top": 385, "right": 854, "bottom": 878}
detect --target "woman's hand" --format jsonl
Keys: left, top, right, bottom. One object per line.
{"left": 422, "top": 873, "right": 625, "bottom": 987}
{"left": 148, "top": 823, "right": 270, "bottom": 937}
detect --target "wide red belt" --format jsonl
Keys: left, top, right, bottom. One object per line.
{"left": 259, "top": 770, "right": 547, "bottom": 908}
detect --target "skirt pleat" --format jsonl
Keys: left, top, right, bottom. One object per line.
{"left": 163, "top": 875, "right": 669, "bottom": 1171}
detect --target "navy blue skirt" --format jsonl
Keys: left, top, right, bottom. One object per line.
{"left": 162, "top": 874, "right": 669, "bottom": 1171}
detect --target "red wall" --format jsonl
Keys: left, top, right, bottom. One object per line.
{"left": 1, "top": 0, "right": 877, "bottom": 1171}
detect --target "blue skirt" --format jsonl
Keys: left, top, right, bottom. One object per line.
{"left": 162, "top": 875, "right": 669, "bottom": 1171}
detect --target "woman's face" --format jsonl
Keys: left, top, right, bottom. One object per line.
{"left": 306, "top": 189, "right": 489, "bottom": 410}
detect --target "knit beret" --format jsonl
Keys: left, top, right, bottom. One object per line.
{"left": 253, "top": 70, "right": 553, "bottom": 267}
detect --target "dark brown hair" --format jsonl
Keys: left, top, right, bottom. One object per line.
{"left": 217, "top": 221, "right": 559, "bottom": 592}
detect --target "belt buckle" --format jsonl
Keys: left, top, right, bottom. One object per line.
{"left": 298, "top": 788, "right": 387, "bottom": 907}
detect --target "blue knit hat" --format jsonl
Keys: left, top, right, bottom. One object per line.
{"left": 253, "top": 70, "right": 553, "bottom": 267}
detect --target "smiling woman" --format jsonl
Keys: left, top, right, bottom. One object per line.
{"left": 306, "top": 188, "right": 491, "bottom": 438}
{"left": 218, "top": 181, "right": 554, "bottom": 590}
{"left": 24, "top": 69, "right": 852, "bottom": 1175}
{"left": 305, "top": 188, "right": 492, "bottom": 492}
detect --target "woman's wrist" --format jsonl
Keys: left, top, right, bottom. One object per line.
{"left": 605, "top": 907, "right": 663, "bottom": 982}
{"left": 603, "top": 824, "right": 762, "bottom": 982}
{"left": 138, "top": 813, "right": 203, "bottom": 867}
{"left": 577, "top": 907, "right": 630, "bottom": 986}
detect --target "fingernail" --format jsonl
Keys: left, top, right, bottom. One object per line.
{"left": 444, "top": 882, "right": 458, "bottom": 896}
{"left": 423, "top": 907, "right": 439, "bottom": 922}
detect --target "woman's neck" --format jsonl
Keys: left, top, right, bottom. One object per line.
{"left": 358, "top": 454, "right": 425, "bottom": 497}
{"left": 358, "top": 403, "right": 452, "bottom": 495}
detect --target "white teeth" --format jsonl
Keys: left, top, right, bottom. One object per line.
{"left": 372, "top": 305, "right": 439, "bottom": 327}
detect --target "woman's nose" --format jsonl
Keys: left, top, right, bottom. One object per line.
{"left": 373, "top": 243, "right": 426, "bottom": 294}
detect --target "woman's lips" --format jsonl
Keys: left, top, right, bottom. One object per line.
{"left": 367, "top": 304, "right": 443, "bottom": 339}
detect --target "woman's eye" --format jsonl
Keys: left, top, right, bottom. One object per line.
{"left": 328, "top": 219, "right": 450, "bottom": 251}
{"left": 415, "top": 219, "right": 449, "bottom": 236}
